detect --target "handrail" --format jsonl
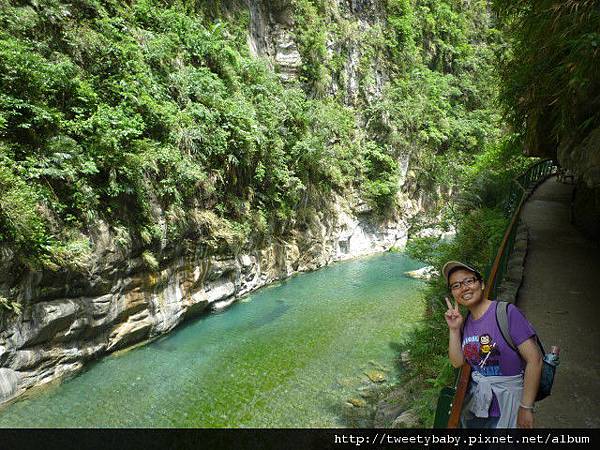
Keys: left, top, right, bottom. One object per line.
{"left": 447, "top": 192, "right": 527, "bottom": 428}
{"left": 443, "top": 158, "right": 557, "bottom": 428}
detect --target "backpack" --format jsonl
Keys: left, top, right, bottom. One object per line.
{"left": 463, "top": 301, "right": 557, "bottom": 401}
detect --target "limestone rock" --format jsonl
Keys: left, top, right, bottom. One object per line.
{"left": 0, "top": 368, "right": 20, "bottom": 401}
{"left": 0, "top": 160, "right": 416, "bottom": 406}
{"left": 12, "top": 299, "right": 80, "bottom": 348}
{"left": 358, "top": 385, "right": 379, "bottom": 400}
{"left": 404, "top": 266, "right": 437, "bottom": 281}
{"left": 365, "top": 369, "right": 386, "bottom": 383}
{"left": 374, "top": 402, "right": 404, "bottom": 428}
{"left": 373, "top": 387, "right": 410, "bottom": 427}
{"left": 348, "top": 397, "right": 367, "bottom": 408}
{"left": 391, "top": 408, "right": 420, "bottom": 428}
{"left": 90, "top": 294, "right": 112, "bottom": 318}
{"left": 107, "top": 311, "right": 152, "bottom": 352}
{"left": 558, "top": 126, "right": 600, "bottom": 189}
{"left": 205, "top": 280, "right": 235, "bottom": 305}
{"left": 184, "top": 291, "right": 209, "bottom": 319}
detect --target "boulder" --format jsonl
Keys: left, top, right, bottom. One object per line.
{"left": 348, "top": 397, "right": 367, "bottom": 408}
{"left": 365, "top": 369, "right": 386, "bottom": 383}
{"left": 373, "top": 387, "right": 410, "bottom": 427}
{"left": 391, "top": 408, "right": 420, "bottom": 428}
{"left": 404, "top": 266, "right": 437, "bottom": 281}
{"left": 0, "top": 368, "right": 20, "bottom": 401}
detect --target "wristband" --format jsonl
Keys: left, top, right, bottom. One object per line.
{"left": 519, "top": 402, "right": 536, "bottom": 412}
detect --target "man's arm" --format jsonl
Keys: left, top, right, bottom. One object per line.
{"left": 517, "top": 337, "right": 543, "bottom": 428}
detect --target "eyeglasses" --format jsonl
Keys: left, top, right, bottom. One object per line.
{"left": 449, "top": 277, "right": 479, "bottom": 291}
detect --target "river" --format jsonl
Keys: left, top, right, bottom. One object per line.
{"left": 0, "top": 252, "right": 426, "bottom": 427}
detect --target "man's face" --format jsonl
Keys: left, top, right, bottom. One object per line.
{"left": 449, "top": 269, "right": 483, "bottom": 307}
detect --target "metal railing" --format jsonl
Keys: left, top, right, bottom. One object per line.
{"left": 434, "top": 158, "right": 557, "bottom": 429}
{"left": 486, "top": 159, "right": 556, "bottom": 299}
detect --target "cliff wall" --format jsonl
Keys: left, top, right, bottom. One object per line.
{"left": 0, "top": 190, "right": 418, "bottom": 404}
{"left": 0, "top": 0, "right": 426, "bottom": 404}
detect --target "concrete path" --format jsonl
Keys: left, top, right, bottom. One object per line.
{"left": 516, "top": 176, "right": 600, "bottom": 428}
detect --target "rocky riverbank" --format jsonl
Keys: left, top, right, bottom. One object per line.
{"left": 339, "top": 353, "right": 423, "bottom": 428}
{"left": 0, "top": 193, "right": 418, "bottom": 406}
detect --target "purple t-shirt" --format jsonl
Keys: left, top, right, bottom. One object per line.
{"left": 461, "top": 301, "right": 536, "bottom": 417}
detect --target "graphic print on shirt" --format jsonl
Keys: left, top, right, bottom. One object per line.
{"left": 462, "top": 333, "right": 502, "bottom": 376}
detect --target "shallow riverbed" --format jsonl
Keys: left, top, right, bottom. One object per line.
{"left": 0, "top": 252, "right": 425, "bottom": 427}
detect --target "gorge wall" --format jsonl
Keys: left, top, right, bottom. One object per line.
{"left": 0, "top": 193, "right": 415, "bottom": 405}
{"left": 0, "top": 0, "right": 428, "bottom": 405}
{"left": 557, "top": 127, "right": 600, "bottom": 241}
{"left": 501, "top": 2, "right": 600, "bottom": 242}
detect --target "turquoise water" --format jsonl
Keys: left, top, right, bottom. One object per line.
{"left": 0, "top": 253, "right": 425, "bottom": 427}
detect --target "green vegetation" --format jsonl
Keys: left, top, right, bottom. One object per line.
{"left": 393, "top": 0, "right": 600, "bottom": 426}
{"left": 363, "top": 0, "right": 550, "bottom": 426}
{"left": 0, "top": 294, "right": 21, "bottom": 316}
{"left": 493, "top": 0, "right": 600, "bottom": 154}
{"left": 0, "top": 0, "right": 507, "bottom": 274}
{"left": 0, "top": 0, "right": 395, "bottom": 270}
{"left": 0, "top": 0, "right": 532, "bottom": 424}
{"left": 402, "top": 139, "right": 530, "bottom": 426}
{"left": 372, "top": 0, "right": 506, "bottom": 219}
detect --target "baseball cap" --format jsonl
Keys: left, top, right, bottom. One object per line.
{"left": 441, "top": 261, "right": 482, "bottom": 286}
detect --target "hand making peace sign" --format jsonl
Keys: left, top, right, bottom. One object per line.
{"left": 444, "top": 296, "right": 464, "bottom": 330}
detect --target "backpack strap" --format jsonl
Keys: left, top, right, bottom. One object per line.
{"left": 495, "top": 301, "right": 518, "bottom": 352}
{"left": 496, "top": 301, "right": 546, "bottom": 355}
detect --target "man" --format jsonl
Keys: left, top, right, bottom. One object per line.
{"left": 442, "top": 261, "right": 542, "bottom": 428}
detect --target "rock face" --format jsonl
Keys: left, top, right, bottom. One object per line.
{"left": 0, "top": 0, "right": 433, "bottom": 407}
{"left": 0, "top": 191, "right": 414, "bottom": 405}
{"left": 556, "top": 126, "right": 600, "bottom": 240}
{"left": 558, "top": 126, "right": 600, "bottom": 190}
{"left": 495, "top": 221, "right": 528, "bottom": 304}
{"left": 247, "top": 0, "right": 388, "bottom": 105}
{"left": 247, "top": 1, "right": 302, "bottom": 81}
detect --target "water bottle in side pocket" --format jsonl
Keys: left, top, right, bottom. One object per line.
{"left": 537, "top": 346, "right": 559, "bottom": 401}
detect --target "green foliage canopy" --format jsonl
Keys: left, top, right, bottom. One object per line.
{"left": 0, "top": 0, "right": 508, "bottom": 276}
{"left": 494, "top": 0, "right": 600, "bottom": 154}
{"left": 0, "top": 0, "right": 399, "bottom": 267}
